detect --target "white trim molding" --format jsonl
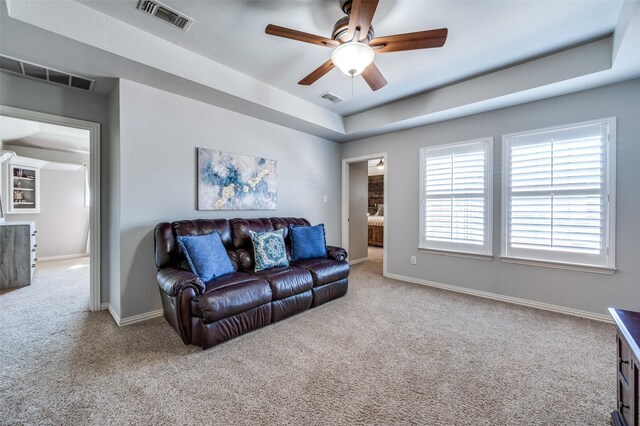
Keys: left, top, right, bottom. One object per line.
{"left": 349, "top": 257, "right": 369, "bottom": 265}
{"left": 106, "top": 303, "right": 163, "bottom": 327}
{"left": 0, "top": 105, "right": 101, "bottom": 312}
{"left": 418, "top": 248, "right": 493, "bottom": 261}
{"left": 342, "top": 152, "right": 388, "bottom": 277}
{"left": 500, "top": 256, "right": 616, "bottom": 275}
{"left": 38, "top": 253, "right": 89, "bottom": 262}
{"left": 384, "top": 271, "right": 613, "bottom": 323}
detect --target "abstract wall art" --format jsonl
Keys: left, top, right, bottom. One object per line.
{"left": 197, "top": 148, "right": 277, "bottom": 210}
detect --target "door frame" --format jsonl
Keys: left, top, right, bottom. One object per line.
{"left": 342, "top": 152, "right": 388, "bottom": 276}
{"left": 0, "top": 105, "right": 101, "bottom": 311}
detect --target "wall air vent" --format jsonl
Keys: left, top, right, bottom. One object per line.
{"left": 0, "top": 55, "right": 95, "bottom": 92}
{"left": 136, "top": 0, "right": 193, "bottom": 31}
{"left": 319, "top": 92, "right": 345, "bottom": 104}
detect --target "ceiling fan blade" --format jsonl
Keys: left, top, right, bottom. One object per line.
{"left": 266, "top": 24, "right": 338, "bottom": 48}
{"left": 347, "top": 0, "right": 379, "bottom": 41}
{"left": 361, "top": 63, "right": 387, "bottom": 91}
{"left": 370, "top": 28, "right": 448, "bottom": 53}
{"left": 299, "top": 59, "right": 335, "bottom": 86}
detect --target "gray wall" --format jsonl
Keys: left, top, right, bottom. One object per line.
{"left": 348, "top": 161, "right": 369, "bottom": 262}
{"left": 2, "top": 145, "right": 89, "bottom": 258}
{"left": 107, "top": 81, "right": 121, "bottom": 315}
{"left": 0, "top": 73, "right": 111, "bottom": 303}
{"left": 341, "top": 78, "right": 640, "bottom": 315}
{"left": 116, "top": 79, "right": 342, "bottom": 318}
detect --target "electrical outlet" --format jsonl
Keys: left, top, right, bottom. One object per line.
{"left": 410, "top": 256, "right": 417, "bottom": 265}
{"left": 323, "top": 195, "right": 328, "bottom": 203}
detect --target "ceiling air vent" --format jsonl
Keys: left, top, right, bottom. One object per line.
{"left": 319, "top": 92, "right": 345, "bottom": 104}
{"left": 136, "top": 0, "right": 193, "bottom": 31}
{"left": 0, "top": 55, "right": 95, "bottom": 92}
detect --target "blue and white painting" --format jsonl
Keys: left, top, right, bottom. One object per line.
{"left": 198, "top": 148, "right": 277, "bottom": 210}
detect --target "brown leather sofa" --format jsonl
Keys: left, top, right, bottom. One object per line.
{"left": 154, "top": 217, "right": 349, "bottom": 349}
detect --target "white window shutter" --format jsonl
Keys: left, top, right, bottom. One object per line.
{"left": 420, "top": 139, "right": 492, "bottom": 255}
{"left": 502, "top": 119, "right": 615, "bottom": 269}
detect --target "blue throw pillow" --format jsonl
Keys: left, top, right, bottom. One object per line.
{"left": 176, "top": 231, "right": 234, "bottom": 282}
{"left": 290, "top": 224, "right": 328, "bottom": 261}
{"left": 249, "top": 229, "right": 289, "bottom": 272}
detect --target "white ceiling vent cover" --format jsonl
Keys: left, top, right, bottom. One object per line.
{"left": 0, "top": 55, "right": 95, "bottom": 91}
{"left": 319, "top": 92, "right": 345, "bottom": 104}
{"left": 136, "top": 0, "right": 194, "bottom": 31}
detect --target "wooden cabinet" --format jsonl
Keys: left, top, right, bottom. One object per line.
{"left": 610, "top": 308, "right": 640, "bottom": 426}
{"left": 0, "top": 222, "right": 37, "bottom": 289}
{"left": 3, "top": 157, "right": 47, "bottom": 214}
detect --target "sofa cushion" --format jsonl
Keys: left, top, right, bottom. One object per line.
{"left": 250, "top": 229, "right": 289, "bottom": 272}
{"left": 176, "top": 232, "right": 234, "bottom": 281}
{"left": 291, "top": 258, "right": 350, "bottom": 286}
{"left": 193, "top": 278, "right": 272, "bottom": 323}
{"left": 230, "top": 218, "right": 274, "bottom": 250}
{"left": 255, "top": 266, "right": 313, "bottom": 300}
{"left": 270, "top": 217, "right": 310, "bottom": 241}
{"left": 202, "top": 271, "right": 261, "bottom": 293}
{"left": 289, "top": 224, "right": 327, "bottom": 261}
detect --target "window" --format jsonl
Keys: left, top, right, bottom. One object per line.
{"left": 419, "top": 138, "right": 493, "bottom": 256}
{"left": 501, "top": 118, "right": 615, "bottom": 271}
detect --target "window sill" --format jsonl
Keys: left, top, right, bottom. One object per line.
{"left": 499, "top": 256, "right": 616, "bottom": 275}
{"left": 418, "top": 247, "right": 493, "bottom": 261}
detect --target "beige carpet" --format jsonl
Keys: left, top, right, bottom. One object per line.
{"left": 0, "top": 249, "right": 615, "bottom": 425}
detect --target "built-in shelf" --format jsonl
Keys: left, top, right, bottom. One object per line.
{"left": 2, "top": 156, "right": 47, "bottom": 214}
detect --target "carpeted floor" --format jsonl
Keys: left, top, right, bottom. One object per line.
{"left": 0, "top": 249, "right": 615, "bottom": 425}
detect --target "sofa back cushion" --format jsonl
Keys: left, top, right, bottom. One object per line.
{"left": 155, "top": 222, "right": 178, "bottom": 269}
{"left": 270, "top": 217, "right": 310, "bottom": 240}
{"left": 154, "top": 217, "right": 313, "bottom": 271}
{"left": 230, "top": 218, "right": 274, "bottom": 271}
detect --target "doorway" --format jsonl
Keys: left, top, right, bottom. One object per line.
{"left": 0, "top": 105, "right": 100, "bottom": 311}
{"left": 342, "top": 153, "right": 388, "bottom": 276}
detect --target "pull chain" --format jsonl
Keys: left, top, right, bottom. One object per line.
{"left": 351, "top": 74, "right": 354, "bottom": 97}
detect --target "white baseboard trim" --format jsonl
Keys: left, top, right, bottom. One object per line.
{"left": 100, "top": 302, "right": 109, "bottom": 310}
{"left": 384, "top": 272, "right": 613, "bottom": 323}
{"left": 102, "top": 303, "right": 163, "bottom": 327}
{"left": 118, "top": 309, "right": 164, "bottom": 327}
{"left": 38, "top": 253, "right": 89, "bottom": 262}
{"left": 349, "top": 257, "right": 369, "bottom": 265}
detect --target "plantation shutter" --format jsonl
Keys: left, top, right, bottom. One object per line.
{"left": 420, "top": 139, "right": 492, "bottom": 255}
{"left": 503, "top": 120, "right": 614, "bottom": 268}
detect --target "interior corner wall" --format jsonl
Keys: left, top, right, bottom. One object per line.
{"left": 107, "top": 80, "right": 121, "bottom": 315}
{"left": 116, "top": 79, "right": 342, "bottom": 319}
{"left": 341, "top": 78, "right": 640, "bottom": 316}
{"left": 0, "top": 72, "right": 112, "bottom": 304}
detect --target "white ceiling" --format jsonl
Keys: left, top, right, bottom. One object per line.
{"left": 1, "top": 0, "right": 639, "bottom": 142}
{"left": 0, "top": 116, "right": 90, "bottom": 153}
{"left": 78, "top": 0, "right": 624, "bottom": 116}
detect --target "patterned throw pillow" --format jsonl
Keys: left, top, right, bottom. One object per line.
{"left": 249, "top": 229, "right": 289, "bottom": 272}
{"left": 176, "top": 231, "right": 234, "bottom": 282}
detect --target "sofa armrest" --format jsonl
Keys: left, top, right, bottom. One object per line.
{"left": 157, "top": 267, "right": 205, "bottom": 297}
{"left": 326, "top": 246, "right": 348, "bottom": 262}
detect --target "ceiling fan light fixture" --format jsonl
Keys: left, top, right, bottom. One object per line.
{"left": 331, "top": 41, "right": 374, "bottom": 76}
{"left": 377, "top": 158, "right": 384, "bottom": 170}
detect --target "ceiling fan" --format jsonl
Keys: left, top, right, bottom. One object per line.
{"left": 265, "top": 0, "right": 448, "bottom": 91}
